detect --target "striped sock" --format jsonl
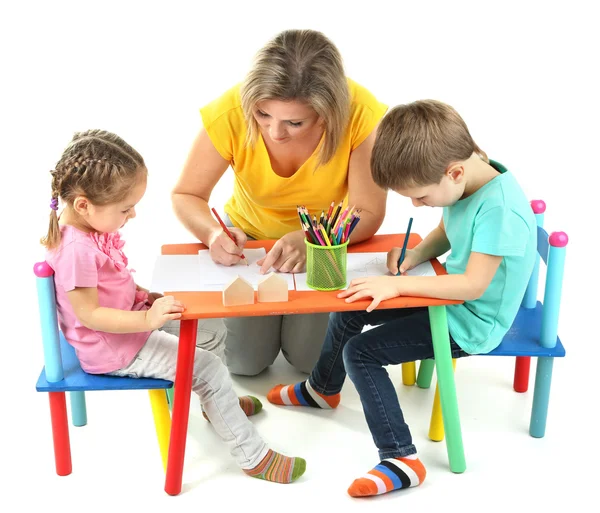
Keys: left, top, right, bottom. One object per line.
{"left": 244, "top": 449, "right": 306, "bottom": 484}
{"left": 347, "top": 456, "right": 426, "bottom": 497}
{"left": 202, "top": 395, "right": 262, "bottom": 422}
{"left": 267, "top": 380, "right": 340, "bottom": 409}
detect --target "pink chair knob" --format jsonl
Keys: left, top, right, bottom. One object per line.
{"left": 530, "top": 200, "right": 546, "bottom": 214}
{"left": 34, "top": 261, "right": 54, "bottom": 277}
{"left": 549, "top": 231, "right": 568, "bottom": 247}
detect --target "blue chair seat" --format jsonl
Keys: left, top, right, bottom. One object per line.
{"left": 484, "top": 302, "right": 566, "bottom": 358}
{"left": 36, "top": 333, "right": 172, "bottom": 392}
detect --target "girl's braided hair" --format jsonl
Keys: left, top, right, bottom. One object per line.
{"left": 41, "top": 129, "right": 146, "bottom": 249}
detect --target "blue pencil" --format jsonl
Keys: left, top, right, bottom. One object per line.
{"left": 396, "top": 217, "right": 413, "bottom": 276}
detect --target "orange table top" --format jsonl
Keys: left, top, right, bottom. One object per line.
{"left": 161, "top": 233, "right": 461, "bottom": 320}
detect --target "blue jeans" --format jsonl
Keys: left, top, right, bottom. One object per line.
{"left": 308, "top": 307, "right": 468, "bottom": 460}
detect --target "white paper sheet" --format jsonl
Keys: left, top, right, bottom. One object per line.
{"left": 149, "top": 249, "right": 295, "bottom": 293}
{"left": 293, "top": 252, "right": 436, "bottom": 291}
{"left": 197, "top": 248, "right": 295, "bottom": 290}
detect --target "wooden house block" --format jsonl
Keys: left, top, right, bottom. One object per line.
{"left": 222, "top": 275, "right": 254, "bottom": 306}
{"left": 257, "top": 272, "right": 288, "bottom": 303}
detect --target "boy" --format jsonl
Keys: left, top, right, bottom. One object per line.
{"left": 267, "top": 100, "right": 537, "bottom": 497}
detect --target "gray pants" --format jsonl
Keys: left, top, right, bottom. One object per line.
{"left": 161, "top": 318, "right": 227, "bottom": 361}
{"left": 219, "top": 214, "right": 330, "bottom": 376}
{"left": 224, "top": 313, "right": 330, "bottom": 376}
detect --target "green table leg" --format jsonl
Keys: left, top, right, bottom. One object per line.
{"left": 416, "top": 359, "right": 435, "bottom": 388}
{"left": 428, "top": 305, "right": 466, "bottom": 473}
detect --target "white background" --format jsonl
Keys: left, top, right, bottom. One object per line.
{"left": 1, "top": 1, "right": 597, "bottom": 511}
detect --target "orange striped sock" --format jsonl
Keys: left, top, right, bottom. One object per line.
{"left": 347, "top": 456, "right": 426, "bottom": 497}
{"left": 202, "top": 395, "right": 262, "bottom": 422}
{"left": 267, "top": 381, "right": 340, "bottom": 408}
{"left": 244, "top": 449, "right": 306, "bottom": 484}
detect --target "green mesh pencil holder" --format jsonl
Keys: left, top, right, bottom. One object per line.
{"left": 305, "top": 239, "right": 349, "bottom": 291}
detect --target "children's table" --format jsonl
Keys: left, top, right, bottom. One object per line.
{"left": 158, "top": 233, "right": 465, "bottom": 495}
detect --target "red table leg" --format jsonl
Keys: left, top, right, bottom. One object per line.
{"left": 48, "top": 392, "right": 72, "bottom": 476}
{"left": 165, "top": 319, "right": 198, "bottom": 495}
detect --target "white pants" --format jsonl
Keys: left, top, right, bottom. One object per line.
{"left": 109, "top": 329, "right": 268, "bottom": 469}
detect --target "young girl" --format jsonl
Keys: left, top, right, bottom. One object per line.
{"left": 41, "top": 129, "right": 306, "bottom": 484}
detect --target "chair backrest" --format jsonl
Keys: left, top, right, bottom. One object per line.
{"left": 521, "top": 200, "right": 568, "bottom": 349}
{"left": 34, "top": 262, "right": 64, "bottom": 383}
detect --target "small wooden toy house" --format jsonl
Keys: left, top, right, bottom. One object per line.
{"left": 222, "top": 275, "right": 254, "bottom": 306}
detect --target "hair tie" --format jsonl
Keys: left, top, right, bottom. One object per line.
{"left": 50, "top": 198, "right": 59, "bottom": 211}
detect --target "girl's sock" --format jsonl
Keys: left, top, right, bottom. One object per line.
{"left": 347, "top": 456, "right": 426, "bottom": 497}
{"left": 267, "top": 380, "right": 340, "bottom": 408}
{"left": 244, "top": 449, "right": 306, "bottom": 484}
{"left": 202, "top": 395, "right": 262, "bottom": 422}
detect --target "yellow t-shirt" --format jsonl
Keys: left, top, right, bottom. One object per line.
{"left": 200, "top": 78, "right": 387, "bottom": 240}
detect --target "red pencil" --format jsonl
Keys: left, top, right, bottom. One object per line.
{"left": 210, "top": 207, "right": 249, "bottom": 266}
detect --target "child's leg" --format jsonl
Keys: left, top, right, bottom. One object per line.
{"left": 341, "top": 308, "right": 466, "bottom": 497}
{"left": 268, "top": 308, "right": 428, "bottom": 408}
{"left": 162, "top": 319, "right": 262, "bottom": 419}
{"left": 112, "top": 330, "right": 305, "bottom": 483}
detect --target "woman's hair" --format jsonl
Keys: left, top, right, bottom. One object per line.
{"left": 240, "top": 29, "right": 350, "bottom": 167}
{"left": 41, "top": 129, "right": 146, "bottom": 249}
{"left": 371, "top": 100, "right": 489, "bottom": 190}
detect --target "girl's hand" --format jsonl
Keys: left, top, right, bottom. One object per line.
{"left": 337, "top": 276, "right": 401, "bottom": 312}
{"left": 145, "top": 296, "right": 185, "bottom": 330}
{"left": 257, "top": 230, "right": 307, "bottom": 274}
{"left": 147, "top": 292, "right": 163, "bottom": 306}
{"left": 387, "top": 248, "right": 421, "bottom": 275}
{"left": 208, "top": 227, "right": 248, "bottom": 266}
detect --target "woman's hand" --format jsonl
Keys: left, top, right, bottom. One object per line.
{"left": 337, "top": 276, "right": 401, "bottom": 312}
{"left": 257, "top": 230, "right": 307, "bottom": 274}
{"left": 208, "top": 227, "right": 248, "bottom": 266}
{"left": 387, "top": 248, "right": 422, "bottom": 275}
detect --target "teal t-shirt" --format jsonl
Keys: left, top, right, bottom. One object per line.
{"left": 444, "top": 160, "right": 537, "bottom": 354}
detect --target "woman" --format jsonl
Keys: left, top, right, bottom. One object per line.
{"left": 172, "top": 29, "right": 387, "bottom": 376}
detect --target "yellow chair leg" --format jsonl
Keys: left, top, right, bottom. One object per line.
{"left": 428, "top": 359, "right": 457, "bottom": 442}
{"left": 148, "top": 388, "right": 172, "bottom": 472}
{"left": 402, "top": 362, "right": 416, "bottom": 386}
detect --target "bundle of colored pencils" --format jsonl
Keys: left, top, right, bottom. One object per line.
{"left": 297, "top": 201, "right": 362, "bottom": 246}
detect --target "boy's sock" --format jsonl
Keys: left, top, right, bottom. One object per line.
{"left": 267, "top": 380, "right": 340, "bottom": 409}
{"left": 202, "top": 395, "right": 262, "bottom": 422}
{"left": 347, "top": 455, "right": 426, "bottom": 497}
{"left": 244, "top": 449, "right": 306, "bottom": 484}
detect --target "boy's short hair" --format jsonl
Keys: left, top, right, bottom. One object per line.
{"left": 371, "top": 100, "right": 488, "bottom": 190}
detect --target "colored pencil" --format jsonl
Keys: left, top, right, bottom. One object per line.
{"left": 396, "top": 217, "right": 413, "bottom": 275}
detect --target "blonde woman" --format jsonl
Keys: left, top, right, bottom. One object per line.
{"left": 172, "top": 29, "right": 387, "bottom": 376}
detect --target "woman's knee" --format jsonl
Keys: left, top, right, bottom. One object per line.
{"left": 223, "top": 316, "right": 282, "bottom": 376}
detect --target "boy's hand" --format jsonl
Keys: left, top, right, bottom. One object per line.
{"left": 387, "top": 248, "right": 421, "bottom": 275}
{"left": 337, "top": 276, "right": 400, "bottom": 312}
{"left": 145, "top": 296, "right": 185, "bottom": 330}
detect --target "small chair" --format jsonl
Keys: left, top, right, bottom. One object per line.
{"left": 34, "top": 261, "right": 173, "bottom": 477}
{"left": 407, "top": 199, "right": 566, "bottom": 448}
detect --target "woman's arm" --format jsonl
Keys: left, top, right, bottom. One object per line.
{"left": 171, "top": 128, "right": 230, "bottom": 244}
{"left": 171, "top": 129, "right": 247, "bottom": 265}
{"left": 346, "top": 127, "right": 388, "bottom": 244}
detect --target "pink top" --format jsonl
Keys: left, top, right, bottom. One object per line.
{"left": 46, "top": 225, "right": 151, "bottom": 374}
